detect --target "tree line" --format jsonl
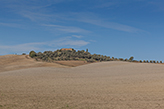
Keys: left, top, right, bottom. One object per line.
{"left": 29, "top": 48, "right": 162, "bottom": 63}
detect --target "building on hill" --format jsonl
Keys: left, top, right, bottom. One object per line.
{"left": 61, "top": 48, "right": 73, "bottom": 51}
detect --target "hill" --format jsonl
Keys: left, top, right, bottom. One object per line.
{"left": 0, "top": 55, "right": 90, "bottom": 73}
{"left": 1, "top": 61, "right": 164, "bottom": 108}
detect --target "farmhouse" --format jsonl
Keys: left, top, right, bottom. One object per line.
{"left": 61, "top": 48, "right": 73, "bottom": 51}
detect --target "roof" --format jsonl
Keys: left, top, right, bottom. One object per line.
{"left": 61, "top": 48, "right": 73, "bottom": 51}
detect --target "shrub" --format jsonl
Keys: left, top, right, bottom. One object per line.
{"left": 153, "top": 60, "right": 156, "bottom": 63}
{"left": 160, "top": 61, "right": 162, "bottom": 63}
{"left": 75, "top": 57, "right": 79, "bottom": 60}
{"left": 143, "top": 60, "right": 146, "bottom": 63}
{"left": 35, "top": 58, "right": 38, "bottom": 61}
{"left": 114, "top": 58, "right": 118, "bottom": 61}
{"left": 157, "top": 61, "right": 159, "bottom": 63}
{"left": 146, "top": 60, "right": 149, "bottom": 63}
{"left": 29, "top": 51, "right": 36, "bottom": 58}
{"left": 119, "top": 58, "right": 124, "bottom": 61}
{"left": 133, "top": 60, "right": 138, "bottom": 62}
{"left": 87, "top": 58, "right": 95, "bottom": 62}
{"left": 140, "top": 60, "right": 142, "bottom": 63}
{"left": 22, "top": 53, "right": 26, "bottom": 55}
{"left": 150, "top": 60, "right": 152, "bottom": 63}
{"left": 106, "top": 58, "right": 110, "bottom": 61}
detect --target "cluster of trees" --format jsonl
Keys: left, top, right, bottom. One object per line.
{"left": 29, "top": 49, "right": 111, "bottom": 62}
{"left": 29, "top": 48, "right": 162, "bottom": 63}
{"left": 139, "top": 60, "right": 162, "bottom": 63}
{"left": 124, "top": 56, "right": 162, "bottom": 63}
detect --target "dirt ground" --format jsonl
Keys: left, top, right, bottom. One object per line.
{"left": 0, "top": 55, "right": 90, "bottom": 73}
{"left": 1, "top": 56, "right": 164, "bottom": 109}
{"left": 54, "top": 60, "right": 90, "bottom": 67}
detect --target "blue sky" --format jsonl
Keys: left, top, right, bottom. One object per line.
{"left": 0, "top": 0, "right": 164, "bottom": 61}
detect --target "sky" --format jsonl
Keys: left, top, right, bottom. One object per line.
{"left": 0, "top": 0, "right": 164, "bottom": 61}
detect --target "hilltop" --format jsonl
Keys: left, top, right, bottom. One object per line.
{"left": 29, "top": 48, "right": 163, "bottom": 64}
{"left": 0, "top": 48, "right": 163, "bottom": 73}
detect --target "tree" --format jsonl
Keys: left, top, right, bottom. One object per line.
{"left": 86, "top": 49, "right": 88, "bottom": 52}
{"left": 119, "top": 58, "right": 124, "bottom": 61}
{"left": 129, "top": 56, "right": 134, "bottom": 62}
{"left": 22, "top": 53, "right": 26, "bottom": 55}
{"left": 29, "top": 51, "right": 36, "bottom": 58}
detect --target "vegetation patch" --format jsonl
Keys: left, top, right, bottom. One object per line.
{"left": 29, "top": 48, "right": 111, "bottom": 63}
{"left": 29, "top": 48, "right": 162, "bottom": 64}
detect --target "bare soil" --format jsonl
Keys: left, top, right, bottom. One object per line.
{"left": 1, "top": 56, "right": 164, "bottom": 108}
{"left": 0, "top": 55, "right": 90, "bottom": 73}
{"left": 54, "top": 60, "right": 91, "bottom": 67}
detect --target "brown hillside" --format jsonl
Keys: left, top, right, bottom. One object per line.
{"left": 0, "top": 55, "right": 91, "bottom": 73}
{"left": 0, "top": 55, "right": 69, "bottom": 73}
{"left": 1, "top": 62, "right": 164, "bottom": 108}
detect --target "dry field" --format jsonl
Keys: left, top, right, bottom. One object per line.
{"left": 1, "top": 55, "right": 164, "bottom": 109}
{"left": 0, "top": 55, "right": 90, "bottom": 73}
{"left": 0, "top": 55, "right": 67, "bottom": 73}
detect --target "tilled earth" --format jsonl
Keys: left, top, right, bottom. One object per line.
{"left": 0, "top": 55, "right": 90, "bottom": 73}
{"left": 1, "top": 61, "right": 164, "bottom": 109}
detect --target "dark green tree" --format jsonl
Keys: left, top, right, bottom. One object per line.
{"left": 86, "top": 49, "right": 88, "bottom": 52}
{"left": 129, "top": 56, "right": 134, "bottom": 62}
{"left": 29, "top": 51, "right": 36, "bottom": 58}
